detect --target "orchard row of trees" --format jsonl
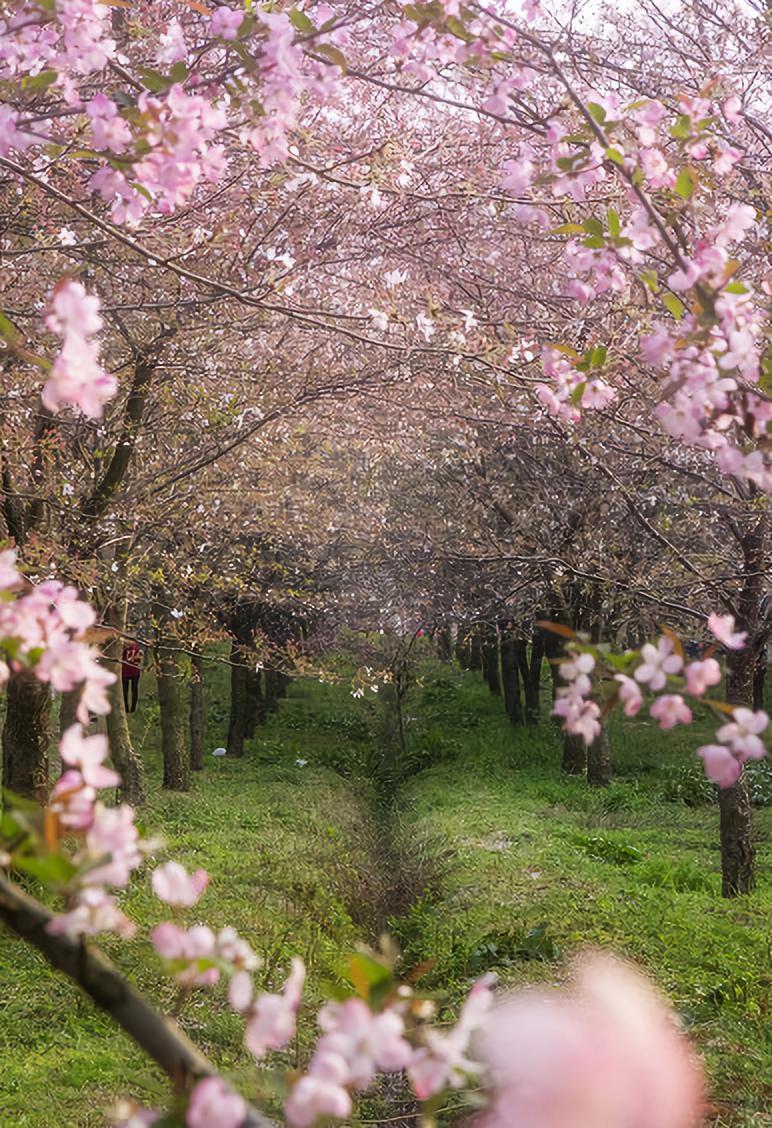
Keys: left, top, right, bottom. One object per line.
{"left": 0, "top": 0, "right": 769, "bottom": 1124}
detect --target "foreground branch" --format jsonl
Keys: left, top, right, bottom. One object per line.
{"left": 0, "top": 871, "right": 274, "bottom": 1127}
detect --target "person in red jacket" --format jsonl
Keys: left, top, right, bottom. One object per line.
{"left": 122, "top": 641, "right": 142, "bottom": 713}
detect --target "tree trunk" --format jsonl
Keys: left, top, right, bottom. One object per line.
{"left": 243, "top": 665, "right": 263, "bottom": 740}
{"left": 514, "top": 634, "right": 545, "bottom": 725}
{"left": 2, "top": 670, "right": 52, "bottom": 802}
{"left": 435, "top": 627, "right": 452, "bottom": 662}
{"left": 190, "top": 653, "right": 205, "bottom": 772}
{"left": 499, "top": 625, "right": 523, "bottom": 725}
{"left": 717, "top": 516, "right": 765, "bottom": 897}
{"left": 58, "top": 688, "right": 80, "bottom": 739}
{"left": 562, "top": 732, "right": 586, "bottom": 775}
{"left": 156, "top": 644, "right": 189, "bottom": 790}
{"left": 227, "top": 641, "right": 248, "bottom": 757}
{"left": 587, "top": 723, "right": 611, "bottom": 786}
{"left": 264, "top": 668, "right": 290, "bottom": 714}
{"left": 101, "top": 606, "right": 145, "bottom": 807}
{"left": 468, "top": 628, "right": 483, "bottom": 672}
{"left": 481, "top": 628, "right": 501, "bottom": 696}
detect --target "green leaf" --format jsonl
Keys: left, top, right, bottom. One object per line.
{"left": 640, "top": 269, "right": 660, "bottom": 293}
{"left": 587, "top": 102, "right": 606, "bottom": 124}
{"left": 724, "top": 280, "right": 748, "bottom": 294}
{"left": 137, "top": 67, "right": 172, "bottom": 93}
{"left": 590, "top": 345, "right": 607, "bottom": 367}
{"left": 606, "top": 208, "right": 621, "bottom": 237}
{"left": 582, "top": 235, "right": 605, "bottom": 249}
{"left": 674, "top": 167, "right": 696, "bottom": 199}
{"left": 663, "top": 292, "right": 685, "bottom": 321}
{"left": 605, "top": 147, "right": 624, "bottom": 165}
{"left": 570, "top": 380, "right": 587, "bottom": 405}
{"left": 169, "top": 61, "right": 188, "bottom": 84}
{"left": 14, "top": 852, "right": 78, "bottom": 886}
{"left": 0, "top": 312, "right": 20, "bottom": 344}
{"left": 314, "top": 43, "right": 347, "bottom": 70}
{"left": 551, "top": 223, "right": 585, "bottom": 235}
{"left": 582, "top": 217, "right": 604, "bottom": 236}
{"left": 22, "top": 69, "right": 57, "bottom": 92}
{"left": 670, "top": 114, "right": 692, "bottom": 140}
{"left": 289, "top": 8, "right": 315, "bottom": 32}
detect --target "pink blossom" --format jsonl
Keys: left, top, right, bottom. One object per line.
{"left": 716, "top": 708, "right": 768, "bottom": 762}
{"left": 712, "top": 203, "right": 756, "bottom": 247}
{"left": 86, "top": 93, "right": 131, "bottom": 153}
{"left": 50, "top": 770, "right": 96, "bottom": 831}
{"left": 641, "top": 326, "right": 675, "bottom": 366}
{"left": 614, "top": 674, "right": 643, "bottom": 717}
{"left": 501, "top": 146, "right": 535, "bottom": 196}
{"left": 684, "top": 658, "right": 722, "bottom": 697}
{"left": 707, "top": 613, "right": 747, "bottom": 650}
{"left": 187, "top": 1078, "right": 247, "bottom": 1128}
{"left": 151, "top": 861, "right": 209, "bottom": 907}
{"left": 408, "top": 974, "right": 493, "bottom": 1099}
{"left": 285, "top": 1053, "right": 353, "bottom": 1127}
{"left": 314, "top": 997, "right": 412, "bottom": 1089}
{"left": 634, "top": 638, "right": 682, "bottom": 691}
{"left": 59, "top": 724, "right": 119, "bottom": 789}
{"left": 210, "top": 6, "right": 244, "bottom": 40}
{"left": 478, "top": 954, "right": 703, "bottom": 1128}
{"left": 244, "top": 957, "right": 305, "bottom": 1059}
{"left": 552, "top": 689, "right": 601, "bottom": 745}
{"left": 559, "top": 650, "right": 594, "bottom": 682}
{"left": 667, "top": 260, "right": 701, "bottom": 292}
{"left": 0, "top": 549, "right": 21, "bottom": 589}
{"left": 43, "top": 280, "right": 117, "bottom": 418}
{"left": 217, "top": 927, "right": 261, "bottom": 971}
{"left": 152, "top": 923, "right": 220, "bottom": 987}
{"left": 48, "top": 887, "right": 136, "bottom": 940}
{"left": 649, "top": 694, "right": 692, "bottom": 731}
{"left": 83, "top": 802, "right": 141, "bottom": 888}
{"left": 697, "top": 744, "right": 742, "bottom": 788}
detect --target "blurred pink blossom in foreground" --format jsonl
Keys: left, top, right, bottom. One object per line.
{"left": 478, "top": 954, "right": 703, "bottom": 1128}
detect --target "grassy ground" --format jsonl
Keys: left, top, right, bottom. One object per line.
{"left": 395, "top": 663, "right": 772, "bottom": 1127}
{"left": 0, "top": 655, "right": 770, "bottom": 1126}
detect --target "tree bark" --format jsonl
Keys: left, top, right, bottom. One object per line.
{"left": 58, "top": 688, "right": 80, "bottom": 740}
{"left": 101, "top": 606, "right": 145, "bottom": 807}
{"left": 499, "top": 625, "right": 523, "bottom": 725}
{"left": 156, "top": 644, "right": 190, "bottom": 790}
{"left": 243, "top": 666, "right": 263, "bottom": 740}
{"left": 2, "top": 670, "right": 52, "bottom": 802}
{"left": 718, "top": 515, "right": 765, "bottom": 897}
{"left": 514, "top": 634, "right": 544, "bottom": 724}
{"left": 435, "top": 627, "right": 452, "bottom": 662}
{"left": 190, "top": 653, "right": 205, "bottom": 772}
{"left": 587, "top": 723, "right": 611, "bottom": 786}
{"left": 561, "top": 732, "right": 586, "bottom": 775}
{"left": 468, "top": 628, "right": 483, "bottom": 672}
{"left": 0, "top": 872, "right": 274, "bottom": 1127}
{"left": 227, "top": 640, "right": 248, "bottom": 757}
{"left": 481, "top": 627, "right": 501, "bottom": 696}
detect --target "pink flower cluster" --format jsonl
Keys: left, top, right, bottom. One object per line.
{"left": 43, "top": 279, "right": 117, "bottom": 418}
{"left": 90, "top": 85, "right": 227, "bottom": 223}
{"left": 49, "top": 726, "right": 141, "bottom": 940}
{"left": 551, "top": 616, "right": 768, "bottom": 787}
{"left": 0, "top": 560, "right": 113, "bottom": 721}
{"left": 536, "top": 348, "right": 616, "bottom": 424}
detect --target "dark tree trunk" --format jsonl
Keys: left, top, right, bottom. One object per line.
{"left": 58, "top": 688, "right": 80, "bottom": 739}
{"left": 514, "top": 634, "right": 545, "bottom": 724}
{"left": 435, "top": 627, "right": 452, "bottom": 662}
{"left": 481, "top": 628, "right": 501, "bottom": 696}
{"left": 156, "top": 644, "right": 190, "bottom": 791}
{"left": 587, "top": 723, "right": 612, "bottom": 787}
{"left": 455, "top": 631, "right": 471, "bottom": 669}
{"left": 717, "top": 516, "right": 765, "bottom": 897}
{"left": 190, "top": 653, "right": 205, "bottom": 772}
{"left": 243, "top": 666, "right": 263, "bottom": 740}
{"left": 2, "top": 670, "right": 52, "bottom": 802}
{"left": 468, "top": 629, "right": 483, "bottom": 672}
{"left": 227, "top": 640, "right": 248, "bottom": 757}
{"left": 499, "top": 625, "right": 523, "bottom": 725}
{"left": 264, "top": 668, "right": 290, "bottom": 714}
{"left": 562, "top": 732, "right": 586, "bottom": 775}
{"left": 102, "top": 627, "right": 145, "bottom": 807}
{"left": 752, "top": 656, "right": 767, "bottom": 711}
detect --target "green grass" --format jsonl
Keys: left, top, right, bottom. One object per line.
{"left": 395, "top": 664, "right": 772, "bottom": 1127}
{"left": 1, "top": 656, "right": 771, "bottom": 1126}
